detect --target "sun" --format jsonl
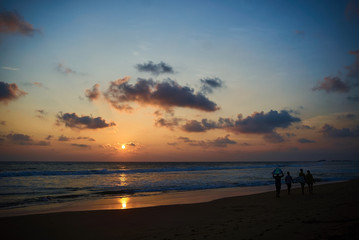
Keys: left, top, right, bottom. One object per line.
{"left": 121, "top": 144, "right": 126, "bottom": 150}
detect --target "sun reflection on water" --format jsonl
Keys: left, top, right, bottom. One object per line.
{"left": 119, "top": 197, "right": 129, "bottom": 209}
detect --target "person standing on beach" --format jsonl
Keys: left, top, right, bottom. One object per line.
{"left": 272, "top": 168, "right": 284, "bottom": 198}
{"left": 299, "top": 169, "right": 306, "bottom": 194}
{"left": 306, "top": 170, "right": 314, "bottom": 193}
{"left": 285, "top": 172, "right": 294, "bottom": 195}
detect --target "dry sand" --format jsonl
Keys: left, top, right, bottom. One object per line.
{"left": 1, "top": 180, "right": 358, "bottom": 240}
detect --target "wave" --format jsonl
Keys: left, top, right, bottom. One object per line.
{"left": 0, "top": 163, "right": 293, "bottom": 178}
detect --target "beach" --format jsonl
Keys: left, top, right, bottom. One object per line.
{"left": 1, "top": 180, "right": 358, "bottom": 240}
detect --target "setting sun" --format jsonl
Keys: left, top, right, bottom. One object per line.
{"left": 121, "top": 144, "right": 126, "bottom": 150}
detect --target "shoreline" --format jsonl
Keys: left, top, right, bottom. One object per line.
{"left": 0, "top": 180, "right": 341, "bottom": 218}
{"left": 1, "top": 180, "right": 358, "bottom": 239}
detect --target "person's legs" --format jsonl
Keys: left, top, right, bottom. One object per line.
{"left": 301, "top": 183, "right": 305, "bottom": 194}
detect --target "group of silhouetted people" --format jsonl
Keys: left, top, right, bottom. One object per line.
{"left": 272, "top": 168, "right": 314, "bottom": 198}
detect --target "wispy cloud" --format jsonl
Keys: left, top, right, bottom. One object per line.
{"left": 1, "top": 66, "right": 18, "bottom": 71}
{"left": 56, "top": 63, "right": 77, "bottom": 75}
{"left": 0, "top": 10, "right": 41, "bottom": 36}
{"left": 135, "top": 61, "right": 174, "bottom": 75}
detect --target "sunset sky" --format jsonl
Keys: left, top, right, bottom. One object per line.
{"left": 1, "top": 0, "right": 358, "bottom": 162}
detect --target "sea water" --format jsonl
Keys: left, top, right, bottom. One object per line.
{"left": 1, "top": 160, "right": 359, "bottom": 212}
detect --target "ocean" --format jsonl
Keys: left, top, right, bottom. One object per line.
{"left": 1, "top": 160, "right": 359, "bottom": 214}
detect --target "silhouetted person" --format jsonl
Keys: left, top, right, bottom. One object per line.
{"left": 285, "top": 171, "right": 294, "bottom": 195}
{"left": 306, "top": 170, "right": 314, "bottom": 193}
{"left": 272, "top": 168, "right": 284, "bottom": 198}
{"left": 299, "top": 169, "right": 306, "bottom": 194}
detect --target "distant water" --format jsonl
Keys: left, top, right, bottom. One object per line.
{"left": 1, "top": 160, "right": 359, "bottom": 210}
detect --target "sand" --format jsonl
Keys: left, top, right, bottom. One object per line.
{"left": 1, "top": 180, "right": 358, "bottom": 240}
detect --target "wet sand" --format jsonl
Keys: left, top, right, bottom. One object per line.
{"left": 1, "top": 180, "right": 358, "bottom": 240}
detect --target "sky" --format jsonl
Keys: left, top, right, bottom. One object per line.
{"left": 0, "top": 0, "right": 358, "bottom": 162}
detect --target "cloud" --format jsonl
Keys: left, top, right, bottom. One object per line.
{"left": 77, "top": 136, "right": 95, "bottom": 141}
{"left": 104, "top": 77, "right": 219, "bottom": 112}
{"left": 135, "top": 61, "right": 174, "bottom": 75}
{"left": 347, "top": 95, "right": 359, "bottom": 101}
{"left": 0, "top": 120, "right": 6, "bottom": 125}
{"left": 346, "top": 0, "right": 359, "bottom": 20}
{"left": 200, "top": 77, "right": 224, "bottom": 94}
{"left": 0, "top": 10, "right": 40, "bottom": 36}
{"left": 312, "top": 76, "right": 350, "bottom": 93}
{"left": 155, "top": 117, "right": 181, "bottom": 130}
{"left": 0, "top": 81, "right": 27, "bottom": 104}
{"left": 298, "top": 138, "right": 316, "bottom": 143}
{"left": 58, "top": 135, "right": 72, "bottom": 141}
{"left": 320, "top": 124, "right": 359, "bottom": 138}
{"left": 71, "top": 143, "right": 91, "bottom": 149}
{"left": 182, "top": 119, "right": 220, "bottom": 132}
{"left": 178, "top": 135, "right": 237, "bottom": 148}
{"left": 337, "top": 113, "right": 356, "bottom": 120}
{"left": 85, "top": 84, "right": 101, "bottom": 101}
{"left": 56, "top": 112, "right": 116, "bottom": 130}
{"left": 56, "top": 63, "right": 77, "bottom": 75}
{"left": 296, "top": 124, "right": 315, "bottom": 130}
{"left": 313, "top": 50, "right": 359, "bottom": 94}
{"left": 263, "top": 132, "right": 285, "bottom": 143}
{"left": 230, "top": 110, "right": 301, "bottom": 134}
{"left": 346, "top": 50, "right": 359, "bottom": 86}
{"left": 1, "top": 66, "right": 18, "bottom": 71}
{"left": 6, "top": 133, "right": 50, "bottom": 146}
{"left": 35, "top": 109, "right": 47, "bottom": 119}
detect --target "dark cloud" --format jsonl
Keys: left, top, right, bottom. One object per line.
{"left": 337, "top": 113, "right": 356, "bottom": 120}
{"left": 0, "top": 10, "right": 40, "bottom": 36}
{"left": 35, "top": 109, "right": 47, "bottom": 119}
{"left": 346, "top": 0, "right": 359, "bottom": 20}
{"left": 231, "top": 110, "right": 301, "bottom": 134}
{"left": 135, "top": 61, "right": 174, "bottom": 75}
{"left": 320, "top": 124, "right": 359, "bottom": 138}
{"left": 347, "top": 95, "right": 359, "bottom": 101}
{"left": 58, "top": 135, "right": 72, "bottom": 141}
{"left": 182, "top": 119, "right": 220, "bottom": 132}
{"left": 104, "top": 77, "right": 219, "bottom": 112}
{"left": 6, "top": 133, "right": 50, "bottom": 146}
{"left": 56, "top": 63, "right": 77, "bottom": 75}
{"left": 0, "top": 81, "right": 27, "bottom": 104}
{"left": 45, "top": 135, "right": 53, "bottom": 140}
{"left": 178, "top": 135, "right": 237, "bottom": 148}
{"left": 77, "top": 136, "right": 95, "bottom": 141}
{"left": 263, "top": 132, "right": 285, "bottom": 143}
{"left": 200, "top": 77, "right": 224, "bottom": 94}
{"left": 346, "top": 50, "right": 359, "bottom": 85}
{"left": 56, "top": 112, "right": 116, "bottom": 130}
{"left": 298, "top": 138, "right": 316, "bottom": 143}
{"left": 313, "top": 50, "right": 359, "bottom": 94}
{"left": 0, "top": 120, "right": 6, "bottom": 125}
{"left": 85, "top": 84, "right": 100, "bottom": 101}
{"left": 71, "top": 143, "right": 91, "bottom": 149}
{"left": 312, "top": 76, "right": 350, "bottom": 93}
{"left": 296, "top": 124, "right": 315, "bottom": 130}
{"left": 155, "top": 117, "right": 181, "bottom": 130}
